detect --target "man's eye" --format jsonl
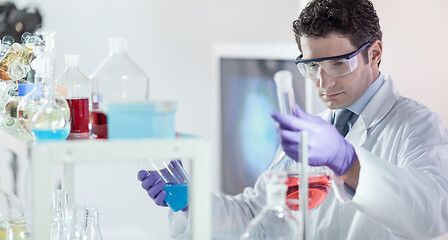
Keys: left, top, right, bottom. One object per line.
{"left": 307, "top": 62, "right": 319, "bottom": 68}
{"left": 331, "top": 61, "right": 346, "bottom": 66}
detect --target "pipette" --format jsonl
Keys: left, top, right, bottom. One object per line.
{"left": 268, "top": 70, "right": 296, "bottom": 170}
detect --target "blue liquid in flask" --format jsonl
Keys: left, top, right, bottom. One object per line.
{"left": 32, "top": 128, "right": 70, "bottom": 141}
{"left": 164, "top": 183, "right": 188, "bottom": 212}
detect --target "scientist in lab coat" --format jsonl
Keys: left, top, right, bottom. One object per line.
{"left": 138, "top": 0, "right": 448, "bottom": 239}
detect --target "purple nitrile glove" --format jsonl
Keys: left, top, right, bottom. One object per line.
{"left": 137, "top": 160, "right": 189, "bottom": 211}
{"left": 270, "top": 104, "right": 357, "bottom": 176}
{"left": 138, "top": 170, "right": 168, "bottom": 207}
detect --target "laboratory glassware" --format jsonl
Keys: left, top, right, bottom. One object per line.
{"left": 51, "top": 190, "right": 68, "bottom": 240}
{"left": 0, "top": 181, "right": 24, "bottom": 240}
{"left": 90, "top": 37, "right": 149, "bottom": 139}
{"left": 56, "top": 55, "right": 90, "bottom": 139}
{"left": 241, "top": 171, "right": 300, "bottom": 240}
{"left": 268, "top": 70, "right": 332, "bottom": 211}
{"left": 0, "top": 43, "right": 24, "bottom": 82}
{"left": 30, "top": 79, "right": 71, "bottom": 141}
{"left": 138, "top": 158, "right": 190, "bottom": 212}
{"left": 82, "top": 206, "right": 103, "bottom": 240}
{"left": 0, "top": 36, "right": 14, "bottom": 58}
{"left": 4, "top": 219, "right": 29, "bottom": 240}
{"left": 17, "top": 83, "right": 43, "bottom": 134}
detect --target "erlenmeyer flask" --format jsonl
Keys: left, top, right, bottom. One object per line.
{"left": 241, "top": 171, "right": 300, "bottom": 239}
{"left": 90, "top": 37, "right": 149, "bottom": 139}
{"left": 83, "top": 207, "right": 103, "bottom": 240}
{"left": 269, "top": 70, "right": 332, "bottom": 211}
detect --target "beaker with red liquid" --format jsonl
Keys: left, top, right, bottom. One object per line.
{"left": 56, "top": 55, "right": 90, "bottom": 139}
{"left": 285, "top": 170, "right": 332, "bottom": 211}
{"left": 90, "top": 37, "right": 149, "bottom": 139}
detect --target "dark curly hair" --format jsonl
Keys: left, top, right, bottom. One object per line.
{"left": 293, "top": 0, "right": 382, "bottom": 64}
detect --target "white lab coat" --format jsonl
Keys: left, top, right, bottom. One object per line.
{"left": 168, "top": 73, "right": 448, "bottom": 239}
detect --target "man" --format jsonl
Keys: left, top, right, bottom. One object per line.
{"left": 138, "top": 0, "right": 448, "bottom": 239}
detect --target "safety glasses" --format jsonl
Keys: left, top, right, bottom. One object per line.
{"left": 295, "top": 42, "right": 371, "bottom": 79}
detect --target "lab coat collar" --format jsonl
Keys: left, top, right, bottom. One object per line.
{"left": 357, "top": 73, "right": 399, "bottom": 130}
{"left": 320, "top": 73, "right": 399, "bottom": 145}
{"left": 344, "top": 73, "right": 399, "bottom": 145}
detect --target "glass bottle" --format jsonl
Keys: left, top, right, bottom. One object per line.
{"left": 90, "top": 37, "right": 149, "bottom": 139}
{"left": 56, "top": 55, "right": 90, "bottom": 139}
{"left": 83, "top": 207, "right": 103, "bottom": 240}
{"left": 17, "top": 83, "right": 43, "bottom": 134}
{"left": 0, "top": 36, "right": 14, "bottom": 58}
{"left": 0, "top": 43, "right": 24, "bottom": 82}
{"left": 241, "top": 171, "right": 300, "bottom": 240}
{"left": 268, "top": 70, "right": 332, "bottom": 211}
{"left": 0, "top": 181, "right": 24, "bottom": 240}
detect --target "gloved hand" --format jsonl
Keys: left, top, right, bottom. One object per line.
{"left": 137, "top": 160, "right": 189, "bottom": 211}
{"left": 138, "top": 170, "right": 168, "bottom": 207}
{"left": 271, "top": 104, "right": 357, "bottom": 176}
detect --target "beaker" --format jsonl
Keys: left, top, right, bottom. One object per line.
{"left": 284, "top": 165, "right": 332, "bottom": 211}
{"left": 4, "top": 219, "right": 29, "bottom": 240}
{"left": 138, "top": 158, "right": 190, "bottom": 212}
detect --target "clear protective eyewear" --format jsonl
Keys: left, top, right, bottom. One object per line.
{"left": 295, "top": 42, "right": 371, "bottom": 79}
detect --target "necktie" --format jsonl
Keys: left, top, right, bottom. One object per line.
{"left": 333, "top": 109, "right": 355, "bottom": 137}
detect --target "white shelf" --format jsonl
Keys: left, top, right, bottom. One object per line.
{"left": 0, "top": 130, "right": 211, "bottom": 239}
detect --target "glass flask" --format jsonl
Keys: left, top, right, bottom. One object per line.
{"left": 56, "top": 54, "right": 90, "bottom": 139}
{"left": 83, "top": 206, "right": 103, "bottom": 240}
{"left": 90, "top": 37, "right": 149, "bottom": 139}
{"left": 241, "top": 171, "right": 300, "bottom": 240}
{"left": 51, "top": 190, "right": 68, "bottom": 240}
{"left": 269, "top": 70, "right": 332, "bottom": 211}
{"left": 30, "top": 78, "right": 71, "bottom": 141}
{"left": 0, "top": 181, "right": 24, "bottom": 240}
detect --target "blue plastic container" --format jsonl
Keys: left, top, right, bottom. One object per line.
{"left": 107, "top": 101, "right": 176, "bottom": 139}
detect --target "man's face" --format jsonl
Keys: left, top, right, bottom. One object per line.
{"left": 300, "top": 33, "right": 376, "bottom": 109}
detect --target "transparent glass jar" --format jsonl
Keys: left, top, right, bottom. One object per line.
{"left": 90, "top": 37, "right": 149, "bottom": 139}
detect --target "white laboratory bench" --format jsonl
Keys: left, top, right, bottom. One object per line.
{"left": 0, "top": 130, "right": 211, "bottom": 239}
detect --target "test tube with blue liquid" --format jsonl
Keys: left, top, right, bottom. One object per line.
{"left": 140, "top": 158, "right": 190, "bottom": 212}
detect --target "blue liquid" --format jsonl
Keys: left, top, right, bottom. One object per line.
{"left": 164, "top": 183, "right": 188, "bottom": 212}
{"left": 32, "top": 128, "right": 70, "bottom": 141}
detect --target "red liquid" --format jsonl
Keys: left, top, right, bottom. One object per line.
{"left": 91, "top": 110, "right": 108, "bottom": 139}
{"left": 66, "top": 98, "right": 90, "bottom": 133}
{"left": 285, "top": 174, "right": 331, "bottom": 211}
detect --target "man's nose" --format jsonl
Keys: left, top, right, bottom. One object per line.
{"left": 318, "top": 69, "right": 336, "bottom": 90}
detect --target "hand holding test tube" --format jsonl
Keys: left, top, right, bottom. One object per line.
{"left": 137, "top": 158, "right": 190, "bottom": 212}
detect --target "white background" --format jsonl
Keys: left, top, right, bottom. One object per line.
{"left": 1, "top": 0, "right": 447, "bottom": 239}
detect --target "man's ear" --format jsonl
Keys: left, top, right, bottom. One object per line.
{"left": 369, "top": 40, "right": 382, "bottom": 67}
